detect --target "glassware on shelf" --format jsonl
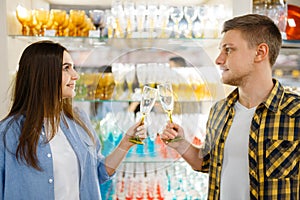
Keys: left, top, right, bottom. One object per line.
{"left": 123, "top": 0, "right": 135, "bottom": 38}
{"left": 135, "top": 2, "right": 147, "bottom": 37}
{"left": 111, "top": 0, "right": 126, "bottom": 38}
{"left": 69, "top": 9, "right": 85, "bottom": 37}
{"left": 183, "top": 6, "right": 198, "bottom": 38}
{"left": 50, "top": 9, "right": 67, "bottom": 36}
{"left": 136, "top": 63, "right": 147, "bottom": 89}
{"left": 26, "top": 10, "right": 39, "bottom": 36}
{"left": 129, "top": 86, "right": 157, "bottom": 145}
{"left": 95, "top": 72, "right": 116, "bottom": 100}
{"left": 16, "top": 4, "right": 32, "bottom": 35}
{"left": 157, "top": 4, "right": 170, "bottom": 38}
{"left": 112, "top": 63, "right": 127, "bottom": 99}
{"left": 253, "top": 0, "right": 287, "bottom": 39}
{"left": 169, "top": 6, "right": 183, "bottom": 38}
{"left": 147, "top": 2, "right": 158, "bottom": 38}
{"left": 124, "top": 63, "right": 136, "bottom": 99}
{"left": 89, "top": 9, "right": 105, "bottom": 38}
{"left": 105, "top": 9, "right": 115, "bottom": 38}
{"left": 34, "top": 9, "right": 50, "bottom": 36}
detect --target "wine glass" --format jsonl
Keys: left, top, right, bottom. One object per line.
{"left": 35, "top": 9, "right": 50, "bottom": 36}
{"left": 129, "top": 86, "right": 157, "bottom": 145}
{"left": 158, "top": 82, "right": 182, "bottom": 142}
{"left": 169, "top": 6, "right": 183, "bottom": 38}
{"left": 69, "top": 9, "right": 85, "bottom": 37}
{"left": 51, "top": 9, "right": 67, "bottom": 36}
{"left": 183, "top": 6, "right": 197, "bottom": 38}
{"left": 89, "top": 9, "right": 105, "bottom": 38}
{"left": 124, "top": 63, "right": 136, "bottom": 99}
{"left": 16, "top": 4, "right": 32, "bottom": 35}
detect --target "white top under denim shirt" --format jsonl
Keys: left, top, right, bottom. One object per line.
{"left": 0, "top": 108, "right": 113, "bottom": 200}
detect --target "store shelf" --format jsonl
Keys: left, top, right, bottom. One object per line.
{"left": 8, "top": 35, "right": 220, "bottom": 50}
{"left": 282, "top": 39, "right": 300, "bottom": 48}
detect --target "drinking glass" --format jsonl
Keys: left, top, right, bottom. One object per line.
{"left": 135, "top": 2, "right": 146, "bottom": 37}
{"left": 16, "top": 5, "right": 32, "bottom": 35}
{"left": 169, "top": 6, "right": 183, "bottom": 38}
{"left": 69, "top": 9, "right": 85, "bottom": 36}
{"left": 129, "top": 86, "right": 157, "bottom": 144}
{"left": 89, "top": 10, "right": 105, "bottom": 38}
{"left": 184, "top": 6, "right": 197, "bottom": 38}
{"left": 158, "top": 82, "right": 182, "bottom": 142}
{"left": 124, "top": 63, "right": 136, "bottom": 99}
{"left": 51, "top": 9, "right": 66, "bottom": 36}
{"left": 35, "top": 9, "right": 50, "bottom": 36}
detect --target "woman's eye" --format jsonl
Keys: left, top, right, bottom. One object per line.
{"left": 63, "top": 66, "right": 69, "bottom": 71}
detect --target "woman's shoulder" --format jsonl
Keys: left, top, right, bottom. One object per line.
{"left": 0, "top": 115, "right": 24, "bottom": 131}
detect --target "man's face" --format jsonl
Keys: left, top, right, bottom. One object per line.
{"left": 215, "top": 30, "right": 257, "bottom": 86}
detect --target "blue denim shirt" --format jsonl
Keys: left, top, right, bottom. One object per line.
{"left": 0, "top": 111, "right": 112, "bottom": 200}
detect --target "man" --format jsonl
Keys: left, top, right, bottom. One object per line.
{"left": 169, "top": 56, "right": 187, "bottom": 68}
{"left": 161, "top": 14, "right": 300, "bottom": 200}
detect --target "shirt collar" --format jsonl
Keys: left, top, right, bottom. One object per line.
{"left": 224, "top": 79, "right": 284, "bottom": 113}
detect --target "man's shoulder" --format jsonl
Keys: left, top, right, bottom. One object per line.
{"left": 280, "top": 90, "right": 300, "bottom": 117}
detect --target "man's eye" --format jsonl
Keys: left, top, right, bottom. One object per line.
{"left": 225, "top": 47, "right": 232, "bottom": 54}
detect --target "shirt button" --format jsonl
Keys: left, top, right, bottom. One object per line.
{"left": 47, "top": 153, "right": 52, "bottom": 158}
{"left": 42, "top": 132, "right": 45, "bottom": 136}
{"left": 48, "top": 179, "right": 53, "bottom": 184}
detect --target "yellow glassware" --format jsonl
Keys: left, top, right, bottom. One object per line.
{"left": 69, "top": 10, "right": 85, "bottom": 37}
{"left": 50, "top": 9, "right": 66, "bottom": 36}
{"left": 16, "top": 5, "right": 32, "bottom": 35}
{"left": 35, "top": 9, "right": 50, "bottom": 36}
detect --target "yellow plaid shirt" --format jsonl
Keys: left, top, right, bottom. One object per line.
{"left": 201, "top": 79, "right": 300, "bottom": 200}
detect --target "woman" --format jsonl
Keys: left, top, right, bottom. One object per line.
{"left": 0, "top": 40, "right": 145, "bottom": 199}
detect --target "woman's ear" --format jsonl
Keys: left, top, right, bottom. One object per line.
{"left": 254, "top": 43, "right": 269, "bottom": 62}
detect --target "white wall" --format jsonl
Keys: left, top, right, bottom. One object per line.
{"left": 0, "top": 0, "right": 10, "bottom": 118}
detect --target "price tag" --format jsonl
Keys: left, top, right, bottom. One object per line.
{"left": 89, "top": 30, "right": 100, "bottom": 38}
{"left": 44, "top": 30, "right": 56, "bottom": 37}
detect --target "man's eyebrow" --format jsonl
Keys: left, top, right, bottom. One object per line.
{"left": 219, "top": 43, "right": 235, "bottom": 49}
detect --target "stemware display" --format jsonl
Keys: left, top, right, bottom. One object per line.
{"left": 129, "top": 86, "right": 157, "bottom": 145}
{"left": 158, "top": 82, "right": 182, "bottom": 142}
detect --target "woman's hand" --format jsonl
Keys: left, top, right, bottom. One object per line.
{"left": 121, "top": 121, "right": 146, "bottom": 148}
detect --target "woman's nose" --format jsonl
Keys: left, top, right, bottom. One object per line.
{"left": 71, "top": 69, "right": 79, "bottom": 80}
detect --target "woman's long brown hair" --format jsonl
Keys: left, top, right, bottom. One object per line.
{"left": 5, "top": 41, "right": 94, "bottom": 170}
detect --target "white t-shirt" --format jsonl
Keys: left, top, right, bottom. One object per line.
{"left": 49, "top": 127, "right": 80, "bottom": 200}
{"left": 220, "top": 101, "right": 256, "bottom": 200}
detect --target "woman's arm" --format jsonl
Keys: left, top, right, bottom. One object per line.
{"left": 104, "top": 122, "right": 145, "bottom": 176}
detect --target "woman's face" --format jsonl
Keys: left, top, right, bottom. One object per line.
{"left": 62, "top": 51, "right": 79, "bottom": 98}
